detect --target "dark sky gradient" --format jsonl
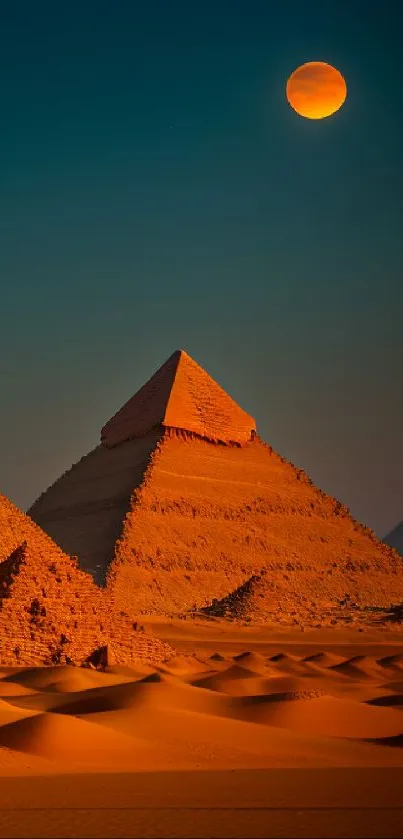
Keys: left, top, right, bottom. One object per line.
{"left": 1, "top": 1, "right": 402, "bottom": 537}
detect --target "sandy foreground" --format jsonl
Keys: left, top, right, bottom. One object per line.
{"left": 0, "top": 621, "right": 403, "bottom": 838}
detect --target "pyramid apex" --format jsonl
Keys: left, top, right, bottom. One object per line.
{"left": 101, "top": 350, "right": 256, "bottom": 447}
{"left": 169, "top": 348, "right": 189, "bottom": 359}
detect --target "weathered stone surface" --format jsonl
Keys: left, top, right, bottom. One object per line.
{"left": 101, "top": 349, "right": 256, "bottom": 447}
{"left": 28, "top": 430, "right": 161, "bottom": 582}
{"left": 107, "top": 431, "right": 403, "bottom": 621}
{"left": 27, "top": 350, "right": 403, "bottom": 628}
{"left": 0, "top": 495, "right": 174, "bottom": 666}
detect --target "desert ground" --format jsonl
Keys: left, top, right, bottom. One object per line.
{"left": 0, "top": 620, "right": 402, "bottom": 838}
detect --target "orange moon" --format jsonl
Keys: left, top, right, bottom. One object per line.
{"left": 286, "top": 61, "right": 347, "bottom": 119}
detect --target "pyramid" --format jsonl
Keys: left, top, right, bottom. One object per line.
{"left": 0, "top": 493, "right": 173, "bottom": 666}
{"left": 101, "top": 349, "right": 256, "bottom": 447}
{"left": 28, "top": 350, "right": 403, "bottom": 627}
{"left": 28, "top": 350, "right": 255, "bottom": 583}
{"left": 384, "top": 522, "right": 403, "bottom": 556}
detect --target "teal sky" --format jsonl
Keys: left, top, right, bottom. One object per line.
{"left": 1, "top": 1, "right": 402, "bottom": 536}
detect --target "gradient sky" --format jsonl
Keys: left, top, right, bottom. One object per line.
{"left": 1, "top": 0, "right": 402, "bottom": 537}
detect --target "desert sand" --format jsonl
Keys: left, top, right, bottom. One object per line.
{"left": 0, "top": 622, "right": 402, "bottom": 837}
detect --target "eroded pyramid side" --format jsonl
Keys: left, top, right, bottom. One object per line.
{"left": 107, "top": 431, "right": 403, "bottom": 625}
{"left": 1, "top": 490, "right": 73, "bottom": 566}
{"left": 27, "top": 429, "right": 162, "bottom": 583}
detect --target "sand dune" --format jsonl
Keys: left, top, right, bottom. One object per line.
{"left": 266, "top": 652, "right": 319, "bottom": 677}
{"left": 270, "top": 652, "right": 298, "bottom": 662}
{"left": 78, "top": 698, "right": 403, "bottom": 770}
{"left": 159, "top": 654, "right": 211, "bottom": 673}
{"left": 0, "top": 712, "right": 143, "bottom": 764}
{"left": 329, "top": 657, "right": 382, "bottom": 679}
{"left": 104, "top": 662, "right": 159, "bottom": 680}
{"left": 0, "top": 681, "right": 38, "bottom": 697}
{"left": 381, "top": 679, "right": 403, "bottom": 693}
{"left": 303, "top": 651, "right": 346, "bottom": 667}
{"left": 0, "top": 698, "right": 40, "bottom": 727}
{"left": 192, "top": 670, "right": 323, "bottom": 696}
{"left": 366, "top": 694, "right": 403, "bottom": 707}
{"left": 233, "top": 651, "right": 268, "bottom": 670}
{"left": 208, "top": 652, "right": 228, "bottom": 662}
{"left": 378, "top": 654, "right": 403, "bottom": 670}
{"left": 191, "top": 661, "right": 262, "bottom": 689}
{"left": 236, "top": 693, "right": 403, "bottom": 738}
{"left": 1, "top": 646, "right": 403, "bottom": 776}
{"left": 2, "top": 665, "right": 132, "bottom": 693}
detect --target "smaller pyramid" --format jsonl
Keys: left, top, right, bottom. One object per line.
{"left": 0, "top": 542, "right": 173, "bottom": 667}
{"left": 0, "top": 493, "right": 173, "bottom": 666}
{"left": 101, "top": 349, "right": 256, "bottom": 447}
{"left": 1, "top": 490, "right": 68, "bottom": 568}
{"left": 384, "top": 522, "right": 403, "bottom": 556}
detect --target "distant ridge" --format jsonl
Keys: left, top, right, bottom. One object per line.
{"left": 383, "top": 522, "right": 403, "bottom": 556}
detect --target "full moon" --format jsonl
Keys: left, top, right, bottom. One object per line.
{"left": 286, "top": 61, "right": 347, "bottom": 119}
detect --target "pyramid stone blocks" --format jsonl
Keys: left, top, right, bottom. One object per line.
{"left": 27, "top": 349, "right": 403, "bottom": 626}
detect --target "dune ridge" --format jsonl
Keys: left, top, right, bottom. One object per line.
{"left": 1, "top": 645, "right": 403, "bottom": 775}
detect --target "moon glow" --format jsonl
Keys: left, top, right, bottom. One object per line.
{"left": 286, "top": 61, "right": 347, "bottom": 120}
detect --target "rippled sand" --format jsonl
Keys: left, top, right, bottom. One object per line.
{"left": 0, "top": 629, "right": 402, "bottom": 836}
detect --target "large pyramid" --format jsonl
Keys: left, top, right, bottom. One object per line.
{"left": 28, "top": 350, "right": 403, "bottom": 627}
{"left": 0, "top": 493, "right": 173, "bottom": 665}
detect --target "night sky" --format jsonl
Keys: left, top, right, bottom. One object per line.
{"left": 1, "top": 1, "right": 402, "bottom": 537}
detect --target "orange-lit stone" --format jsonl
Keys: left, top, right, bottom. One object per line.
{"left": 101, "top": 349, "right": 256, "bottom": 447}
{"left": 0, "top": 493, "right": 173, "bottom": 666}
{"left": 28, "top": 350, "right": 403, "bottom": 628}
